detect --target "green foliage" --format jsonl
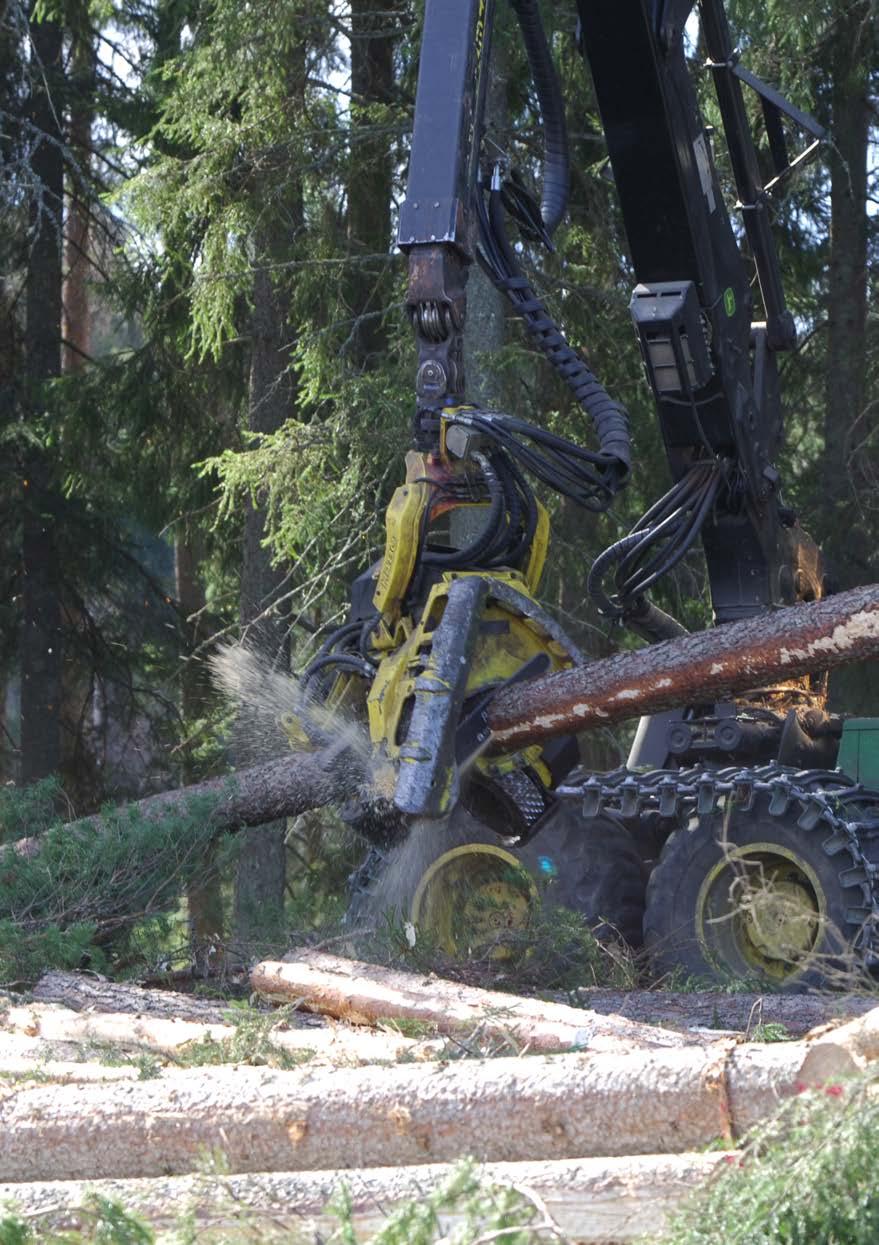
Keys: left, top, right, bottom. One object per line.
{"left": 749, "top": 1022, "right": 791, "bottom": 1043}
{"left": 0, "top": 781, "right": 238, "bottom": 982}
{"left": 175, "top": 1005, "right": 315, "bottom": 1069}
{"left": 663, "top": 1074, "right": 879, "bottom": 1245}
{"left": 0, "top": 778, "right": 62, "bottom": 844}
{"left": 0, "top": 1195, "right": 152, "bottom": 1244}
{"left": 327, "top": 1159, "right": 559, "bottom": 1245}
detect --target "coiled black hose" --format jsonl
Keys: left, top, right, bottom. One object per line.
{"left": 477, "top": 187, "right": 631, "bottom": 492}
{"left": 588, "top": 462, "right": 725, "bottom": 619}
{"left": 509, "top": 0, "right": 569, "bottom": 237}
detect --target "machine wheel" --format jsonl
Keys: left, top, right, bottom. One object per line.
{"left": 643, "top": 794, "right": 870, "bottom": 990}
{"left": 402, "top": 805, "right": 646, "bottom": 958}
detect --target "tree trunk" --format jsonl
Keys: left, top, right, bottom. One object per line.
{"left": 1, "top": 997, "right": 438, "bottom": 1065}
{"left": 487, "top": 583, "right": 879, "bottom": 751}
{"left": 62, "top": 30, "right": 94, "bottom": 373}
{"left": 20, "top": 5, "right": 64, "bottom": 784}
{"left": 176, "top": 534, "right": 225, "bottom": 973}
{"left": 9, "top": 584, "right": 879, "bottom": 881}
{"left": 7, "top": 741, "right": 354, "bottom": 864}
{"left": 33, "top": 969, "right": 232, "bottom": 1023}
{"left": 0, "top": 1153, "right": 735, "bottom": 1242}
{"left": 1, "top": 1017, "right": 876, "bottom": 1180}
{"left": 233, "top": 254, "right": 296, "bottom": 958}
{"left": 345, "top": 0, "right": 400, "bottom": 369}
{"left": 250, "top": 952, "right": 717, "bottom": 1053}
{"left": 822, "top": 0, "right": 876, "bottom": 715}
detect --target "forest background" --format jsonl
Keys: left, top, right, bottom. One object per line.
{"left": 0, "top": 0, "right": 876, "bottom": 976}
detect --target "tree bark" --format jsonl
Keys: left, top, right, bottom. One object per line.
{"left": 0, "top": 1153, "right": 735, "bottom": 1242}
{"left": 821, "top": 0, "right": 876, "bottom": 716}
{"left": 9, "top": 585, "right": 879, "bottom": 873}
{"left": 487, "top": 583, "right": 879, "bottom": 751}
{"left": 20, "top": 4, "right": 64, "bottom": 784}
{"left": 345, "top": 0, "right": 400, "bottom": 369}
{"left": 232, "top": 229, "right": 299, "bottom": 959}
{"left": 176, "top": 534, "right": 225, "bottom": 973}
{"left": 62, "top": 29, "right": 94, "bottom": 373}
{"left": 32, "top": 969, "right": 232, "bottom": 1023}
{"left": 7, "top": 741, "right": 354, "bottom": 863}
{"left": 1, "top": 1016, "right": 876, "bottom": 1180}
{"left": 250, "top": 952, "right": 717, "bottom": 1053}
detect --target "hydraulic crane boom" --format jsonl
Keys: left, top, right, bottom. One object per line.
{"left": 575, "top": 0, "right": 823, "bottom": 625}
{"left": 398, "top": 0, "right": 825, "bottom": 629}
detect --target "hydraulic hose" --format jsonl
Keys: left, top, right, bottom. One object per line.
{"left": 486, "top": 188, "right": 631, "bottom": 484}
{"left": 510, "top": 0, "right": 569, "bottom": 236}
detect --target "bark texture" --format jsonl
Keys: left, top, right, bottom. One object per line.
{"left": 1, "top": 1021, "right": 873, "bottom": 1181}
{"left": 0, "top": 1000, "right": 439, "bottom": 1065}
{"left": 0, "top": 1153, "right": 735, "bottom": 1242}
{"left": 61, "top": 29, "right": 94, "bottom": 373}
{"left": 234, "top": 244, "right": 297, "bottom": 955}
{"left": 822, "top": 0, "right": 877, "bottom": 717}
{"left": 31, "top": 969, "right": 233, "bottom": 1022}
{"left": 176, "top": 535, "right": 225, "bottom": 972}
{"left": 488, "top": 584, "right": 879, "bottom": 750}
{"left": 7, "top": 742, "right": 354, "bottom": 862}
{"left": 251, "top": 952, "right": 714, "bottom": 1053}
{"left": 345, "top": 0, "right": 400, "bottom": 369}
{"left": 20, "top": 5, "right": 64, "bottom": 783}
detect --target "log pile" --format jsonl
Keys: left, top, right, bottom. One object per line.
{"left": 1, "top": 958, "right": 878, "bottom": 1241}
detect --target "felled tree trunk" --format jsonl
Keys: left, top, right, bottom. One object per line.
{"left": 252, "top": 953, "right": 879, "bottom": 1045}
{"left": 0, "top": 1153, "right": 735, "bottom": 1243}
{"left": 2, "top": 1013, "right": 876, "bottom": 1181}
{"left": 0, "top": 1000, "right": 439, "bottom": 1066}
{"left": 8, "top": 740, "right": 356, "bottom": 862}
{"left": 488, "top": 583, "right": 879, "bottom": 750}
{"left": 9, "top": 586, "right": 879, "bottom": 872}
{"left": 250, "top": 952, "right": 713, "bottom": 1053}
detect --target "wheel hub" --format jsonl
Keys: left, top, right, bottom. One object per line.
{"left": 696, "top": 843, "right": 826, "bottom": 983}
{"left": 410, "top": 843, "right": 538, "bottom": 959}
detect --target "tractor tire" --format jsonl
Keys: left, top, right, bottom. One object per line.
{"left": 520, "top": 806, "right": 646, "bottom": 949}
{"left": 348, "top": 804, "right": 646, "bottom": 956}
{"left": 643, "top": 793, "right": 871, "bottom": 990}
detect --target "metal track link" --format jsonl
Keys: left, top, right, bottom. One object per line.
{"left": 557, "top": 763, "right": 879, "bottom": 963}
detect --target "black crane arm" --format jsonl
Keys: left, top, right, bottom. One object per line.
{"left": 397, "top": 0, "right": 825, "bottom": 627}
{"left": 575, "top": 0, "right": 825, "bottom": 624}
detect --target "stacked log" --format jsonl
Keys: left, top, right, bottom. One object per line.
{"left": 0, "top": 959, "right": 877, "bottom": 1241}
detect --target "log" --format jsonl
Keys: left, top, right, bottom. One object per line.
{"left": 488, "top": 583, "right": 879, "bottom": 749}
{"left": 1, "top": 1015, "right": 874, "bottom": 1181}
{"left": 250, "top": 952, "right": 719, "bottom": 1052}
{"left": 0, "top": 1153, "right": 737, "bottom": 1243}
{"left": 8, "top": 589, "right": 878, "bottom": 877}
{"left": 0, "top": 1002, "right": 441, "bottom": 1065}
{"left": 31, "top": 970, "right": 236, "bottom": 1023}
{"left": 8, "top": 738, "right": 355, "bottom": 860}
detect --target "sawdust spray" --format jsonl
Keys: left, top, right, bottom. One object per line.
{"left": 207, "top": 641, "right": 462, "bottom": 927}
